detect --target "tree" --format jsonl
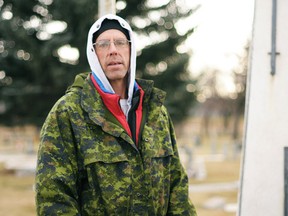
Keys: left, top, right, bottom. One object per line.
{"left": 194, "top": 42, "right": 249, "bottom": 140}
{"left": 0, "top": 0, "right": 197, "bottom": 125}
{"left": 0, "top": 0, "right": 99, "bottom": 125}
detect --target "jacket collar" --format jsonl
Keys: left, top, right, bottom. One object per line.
{"left": 80, "top": 74, "right": 134, "bottom": 145}
{"left": 72, "top": 73, "right": 166, "bottom": 145}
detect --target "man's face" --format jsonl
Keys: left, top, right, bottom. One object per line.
{"left": 94, "top": 29, "right": 130, "bottom": 84}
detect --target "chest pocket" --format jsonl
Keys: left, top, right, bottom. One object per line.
{"left": 82, "top": 134, "right": 132, "bottom": 215}
{"left": 82, "top": 134, "right": 131, "bottom": 188}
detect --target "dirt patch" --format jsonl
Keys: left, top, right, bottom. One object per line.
{"left": 0, "top": 171, "right": 36, "bottom": 216}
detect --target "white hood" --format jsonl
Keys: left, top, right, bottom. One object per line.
{"left": 86, "top": 14, "right": 136, "bottom": 110}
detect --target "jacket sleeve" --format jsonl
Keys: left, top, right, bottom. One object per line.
{"left": 35, "top": 100, "right": 80, "bottom": 215}
{"left": 166, "top": 111, "right": 198, "bottom": 216}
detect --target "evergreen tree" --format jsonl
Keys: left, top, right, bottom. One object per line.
{"left": 0, "top": 0, "right": 197, "bottom": 125}
{"left": 0, "top": 0, "right": 98, "bottom": 125}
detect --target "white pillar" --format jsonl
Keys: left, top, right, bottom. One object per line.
{"left": 98, "top": 0, "right": 116, "bottom": 17}
{"left": 238, "top": 0, "right": 288, "bottom": 215}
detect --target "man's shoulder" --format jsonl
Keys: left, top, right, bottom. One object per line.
{"left": 61, "top": 72, "right": 93, "bottom": 104}
{"left": 66, "top": 72, "right": 90, "bottom": 93}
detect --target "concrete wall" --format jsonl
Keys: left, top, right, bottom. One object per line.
{"left": 238, "top": 0, "right": 288, "bottom": 215}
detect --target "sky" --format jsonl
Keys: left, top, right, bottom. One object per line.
{"left": 185, "top": 0, "right": 254, "bottom": 73}
{"left": 183, "top": 0, "right": 255, "bottom": 93}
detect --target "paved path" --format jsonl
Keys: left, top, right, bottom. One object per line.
{"left": 189, "top": 181, "right": 239, "bottom": 192}
{"left": 0, "top": 153, "right": 37, "bottom": 175}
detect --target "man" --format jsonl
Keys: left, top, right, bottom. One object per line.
{"left": 35, "top": 14, "right": 197, "bottom": 215}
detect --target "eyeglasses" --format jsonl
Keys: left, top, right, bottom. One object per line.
{"left": 93, "top": 39, "right": 131, "bottom": 51}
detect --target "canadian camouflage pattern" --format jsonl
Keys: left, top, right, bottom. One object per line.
{"left": 35, "top": 72, "right": 197, "bottom": 215}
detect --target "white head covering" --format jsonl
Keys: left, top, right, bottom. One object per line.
{"left": 86, "top": 14, "right": 136, "bottom": 112}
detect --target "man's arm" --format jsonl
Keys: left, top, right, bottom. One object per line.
{"left": 35, "top": 102, "right": 80, "bottom": 215}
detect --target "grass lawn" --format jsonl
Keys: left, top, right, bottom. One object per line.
{"left": 189, "top": 159, "right": 240, "bottom": 216}
{"left": 0, "top": 168, "right": 36, "bottom": 216}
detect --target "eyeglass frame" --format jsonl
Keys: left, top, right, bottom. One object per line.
{"left": 93, "top": 39, "right": 131, "bottom": 51}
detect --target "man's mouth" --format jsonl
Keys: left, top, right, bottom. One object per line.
{"left": 108, "top": 61, "right": 122, "bottom": 66}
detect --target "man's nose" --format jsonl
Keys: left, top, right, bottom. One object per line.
{"left": 108, "top": 42, "right": 118, "bottom": 54}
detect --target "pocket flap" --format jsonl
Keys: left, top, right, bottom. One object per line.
{"left": 83, "top": 138, "right": 128, "bottom": 166}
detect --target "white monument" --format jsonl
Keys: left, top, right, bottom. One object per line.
{"left": 238, "top": 0, "right": 288, "bottom": 215}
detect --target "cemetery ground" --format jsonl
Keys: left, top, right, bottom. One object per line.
{"left": 0, "top": 116, "right": 242, "bottom": 216}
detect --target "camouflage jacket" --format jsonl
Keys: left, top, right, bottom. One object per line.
{"left": 35, "top": 72, "right": 197, "bottom": 216}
